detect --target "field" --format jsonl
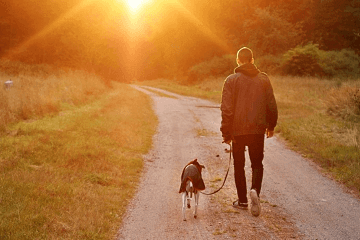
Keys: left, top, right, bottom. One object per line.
{"left": 0, "top": 63, "right": 157, "bottom": 239}
{"left": 1, "top": 60, "right": 359, "bottom": 239}
{"left": 137, "top": 76, "right": 360, "bottom": 195}
{"left": 0, "top": 61, "right": 110, "bottom": 128}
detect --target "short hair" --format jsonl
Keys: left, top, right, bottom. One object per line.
{"left": 237, "top": 47, "right": 253, "bottom": 64}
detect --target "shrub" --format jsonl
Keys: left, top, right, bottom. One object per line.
{"left": 187, "top": 54, "right": 236, "bottom": 84}
{"left": 320, "top": 49, "right": 360, "bottom": 78}
{"left": 281, "top": 43, "right": 360, "bottom": 78}
{"left": 256, "top": 55, "right": 282, "bottom": 74}
{"left": 281, "top": 43, "right": 325, "bottom": 77}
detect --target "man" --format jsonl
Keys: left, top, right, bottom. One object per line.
{"left": 220, "top": 47, "right": 278, "bottom": 217}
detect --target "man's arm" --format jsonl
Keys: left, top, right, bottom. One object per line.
{"left": 220, "top": 78, "right": 234, "bottom": 143}
{"left": 265, "top": 79, "right": 278, "bottom": 137}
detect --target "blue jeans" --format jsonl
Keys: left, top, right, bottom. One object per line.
{"left": 233, "top": 134, "right": 265, "bottom": 203}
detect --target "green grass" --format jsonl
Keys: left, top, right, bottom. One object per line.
{"left": 138, "top": 76, "right": 360, "bottom": 194}
{"left": 0, "top": 83, "right": 157, "bottom": 239}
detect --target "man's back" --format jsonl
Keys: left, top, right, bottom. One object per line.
{"left": 220, "top": 63, "right": 277, "bottom": 136}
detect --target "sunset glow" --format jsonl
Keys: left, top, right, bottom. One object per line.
{"left": 126, "top": 0, "right": 149, "bottom": 11}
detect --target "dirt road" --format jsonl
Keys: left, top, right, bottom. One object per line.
{"left": 117, "top": 86, "right": 360, "bottom": 240}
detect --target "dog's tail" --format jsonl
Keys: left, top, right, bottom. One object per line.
{"left": 179, "top": 177, "right": 192, "bottom": 193}
{"left": 187, "top": 181, "right": 194, "bottom": 198}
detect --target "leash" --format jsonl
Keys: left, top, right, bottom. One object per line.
{"left": 200, "top": 143, "right": 232, "bottom": 195}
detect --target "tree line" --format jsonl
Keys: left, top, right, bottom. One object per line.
{"left": 1, "top": 0, "right": 359, "bottom": 81}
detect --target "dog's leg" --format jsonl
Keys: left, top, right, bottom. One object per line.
{"left": 186, "top": 181, "right": 192, "bottom": 209}
{"left": 194, "top": 190, "right": 199, "bottom": 219}
{"left": 182, "top": 191, "right": 187, "bottom": 221}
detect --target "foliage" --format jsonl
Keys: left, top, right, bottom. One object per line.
{"left": 281, "top": 43, "right": 324, "bottom": 77}
{"left": 255, "top": 55, "right": 282, "bottom": 74}
{"left": 243, "top": 7, "right": 303, "bottom": 56}
{"left": 309, "top": 0, "right": 360, "bottom": 51}
{"left": 1, "top": 0, "right": 359, "bottom": 81}
{"left": 1, "top": 0, "right": 129, "bottom": 81}
{"left": 320, "top": 49, "right": 360, "bottom": 78}
{"left": 187, "top": 55, "right": 236, "bottom": 83}
{"left": 281, "top": 43, "right": 360, "bottom": 78}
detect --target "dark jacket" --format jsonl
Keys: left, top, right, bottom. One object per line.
{"left": 179, "top": 164, "right": 205, "bottom": 193}
{"left": 220, "top": 63, "right": 278, "bottom": 139}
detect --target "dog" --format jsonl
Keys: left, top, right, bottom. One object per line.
{"left": 179, "top": 159, "right": 205, "bottom": 221}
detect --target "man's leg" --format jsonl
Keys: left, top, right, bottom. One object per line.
{"left": 247, "top": 134, "right": 264, "bottom": 216}
{"left": 233, "top": 136, "right": 247, "bottom": 203}
{"left": 247, "top": 134, "right": 265, "bottom": 196}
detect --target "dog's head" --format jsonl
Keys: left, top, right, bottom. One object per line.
{"left": 187, "top": 159, "right": 205, "bottom": 174}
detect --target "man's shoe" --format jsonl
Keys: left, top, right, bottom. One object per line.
{"left": 232, "top": 200, "right": 248, "bottom": 209}
{"left": 250, "top": 189, "right": 261, "bottom": 217}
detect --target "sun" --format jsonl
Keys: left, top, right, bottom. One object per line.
{"left": 126, "top": 0, "right": 149, "bottom": 11}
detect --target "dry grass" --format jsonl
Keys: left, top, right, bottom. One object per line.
{"left": 326, "top": 83, "right": 360, "bottom": 121}
{"left": 0, "top": 72, "right": 157, "bottom": 239}
{"left": 0, "top": 60, "right": 107, "bottom": 128}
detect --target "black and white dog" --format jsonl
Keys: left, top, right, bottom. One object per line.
{"left": 179, "top": 159, "right": 205, "bottom": 221}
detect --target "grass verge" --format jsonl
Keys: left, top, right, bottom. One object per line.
{"left": 0, "top": 60, "right": 108, "bottom": 128}
{"left": 138, "top": 76, "right": 360, "bottom": 195}
{"left": 0, "top": 83, "right": 157, "bottom": 239}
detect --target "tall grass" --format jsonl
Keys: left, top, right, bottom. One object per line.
{"left": 138, "top": 76, "right": 360, "bottom": 194}
{"left": 0, "top": 60, "right": 108, "bottom": 128}
{"left": 272, "top": 77, "right": 360, "bottom": 192}
{"left": 0, "top": 83, "right": 157, "bottom": 239}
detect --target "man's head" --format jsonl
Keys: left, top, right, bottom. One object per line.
{"left": 237, "top": 47, "right": 254, "bottom": 66}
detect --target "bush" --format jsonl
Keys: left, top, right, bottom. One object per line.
{"left": 281, "top": 43, "right": 325, "bottom": 77}
{"left": 281, "top": 43, "right": 360, "bottom": 78}
{"left": 320, "top": 49, "right": 360, "bottom": 78}
{"left": 187, "top": 54, "right": 236, "bottom": 84}
{"left": 256, "top": 55, "right": 282, "bottom": 74}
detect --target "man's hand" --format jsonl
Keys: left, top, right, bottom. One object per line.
{"left": 222, "top": 135, "right": 233, "bottom": 145}
{"left": 266, "top": 129, "right": 274, "bottom": 138}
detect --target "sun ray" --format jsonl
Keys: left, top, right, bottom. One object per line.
{"left": 2, "top": 0, "right": 232, "bottom": 66}
{"left": 2, "top": 0, "right": 95, "bottom": 60}
{"left": 168, "top": 0, "right": 232, "bottom": 54}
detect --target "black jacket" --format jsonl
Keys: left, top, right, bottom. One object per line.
{"left": 179, "top": 164, "right": 205, "bottom": 193}
{"left": 220, "top": 63, "right": 278, "bottom": 138}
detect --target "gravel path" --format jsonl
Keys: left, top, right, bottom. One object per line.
{"left": 117, "top": 86, "right": 360, "bottom": 240}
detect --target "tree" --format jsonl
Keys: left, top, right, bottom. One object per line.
{"left": 308, "top": 0, "right": 360, "bottom": 51}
